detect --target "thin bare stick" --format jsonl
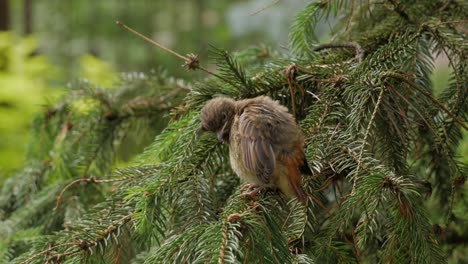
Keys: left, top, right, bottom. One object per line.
{"left": 249, "top": 0, "right": 280, "bottom": 16}
{"left": 116, "top": 21, "right": 188, "bottom": 61}
{"left": 116, "top": 21, "right": 227, "bottom": 82}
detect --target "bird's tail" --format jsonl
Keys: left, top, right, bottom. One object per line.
{"left": 283, "top": 157, "right": 308, "bottom": 205}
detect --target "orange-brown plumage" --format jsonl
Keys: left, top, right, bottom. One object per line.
{"left": 200, "top": 96, "right": 311, "bottom": 204}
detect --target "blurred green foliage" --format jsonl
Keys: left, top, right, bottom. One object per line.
{"left": 78, "top": 54, "right": 118, "bottom": 87}
{"left": 0, "top": 32, "right": 120, "bottom": 175}
{"left": 0, "top": 32, "right": 59, "bottom": 174}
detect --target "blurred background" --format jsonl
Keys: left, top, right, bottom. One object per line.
{"left": 0, "top": 0, "right": 463, "bottom": 177}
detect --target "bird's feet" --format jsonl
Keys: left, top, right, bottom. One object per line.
{"left": 239, "top": 184, "right": 265, "bottom": 198}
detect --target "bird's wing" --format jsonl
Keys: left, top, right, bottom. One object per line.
{"left": 238, "top": 104, "right": 276, "bottom": 184}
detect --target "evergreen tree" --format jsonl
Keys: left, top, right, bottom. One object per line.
{"left": 1, "top": 1, "right": 467, "bottom": 263}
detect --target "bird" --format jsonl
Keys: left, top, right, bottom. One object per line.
{"left": 200, "top": 95, "right": 311, "bottom": 204}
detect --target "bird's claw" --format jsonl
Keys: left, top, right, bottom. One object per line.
{"left": 240, "top": 183, "right": 257, "bottom": 191}
{"left": 239, "top": 184, "right": 265, "bottom": 198}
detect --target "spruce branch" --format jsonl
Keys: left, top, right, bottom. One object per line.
{"left": 54, "top": 176, "right": 132, "bottom": 211}
{"left": 314, "top": 42, "right": 365, "bottom": 62}
{"left": 382, "top": 71, "right": 468, "bottom": 130}
{"left": 20, "top": 212, "right": 134, "bottom": 263}
{"left": 19, "top": 242, "right": 81, "bottom": 264}
{"left": 289, "top": 2, "right": 322, "bottom": 55}
{"left": 386, "top": 83, "right": 445, "bottom": 147}
{"left": 385, "top": 0, "right": 411, "bottom": 22}
{"left": 218, "top": 220, "right": 229, "bottom": 264}
{"left": 352, "top": 88, "right": 385, "bottom": 195}
{"left": 209, "top": 46, "right": 254, "bottom": 94}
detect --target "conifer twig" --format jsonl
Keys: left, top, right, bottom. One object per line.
{"left": 386, "top": 0, "right": 410, "bottom": 21}
{"left": 382, "top": 71, "right": 468, "bottom": 131}
{"left": 352, "top": 88, "right": 385, "bottom": 195}
{"left": 218, "top": 222, "right": 228, "bottom": 264}
{"left": 115, "top": 21, "right": 228, "bottom": 82}
{"left": 314, "top": 42, "right": 365, "bottom": 62}
{"left": 22, "top": 212, "right": 134, "bottom": 263}
{"left": 54, "top": 176, "right": 131, "bottom": 211}
{"left": 46, "top": 249, "right": 82, "bottom": 263}
{"left": 19, "top": 242, "right": 81, "bottom": 264}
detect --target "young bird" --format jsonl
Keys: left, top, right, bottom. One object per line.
{"left": 200, "top": 96, "right": 311, "bottom": 204}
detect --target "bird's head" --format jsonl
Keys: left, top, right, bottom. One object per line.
{"left": 200, "top": 97, "right": 236, "bottom": 143}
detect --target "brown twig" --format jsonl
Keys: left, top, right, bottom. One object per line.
{"left": 285, "top": 65, "right": 298, "bottom": 116}
{"left": 218, "top": 221, "right": 228, "bottom": 264}
{"left": 46, "top": 249, "right": 82, "bottom": 263}
{"left": 114, "top": 243, "right": 124, "bottom": 264}
{"left": 249, "top": 0, "right": 280, "bottom": 16}
{"left": 20, "top": 242, "right": 81, "bottom": 264}
{"left": 116, "top": 21, "right": 186, "bottom": 61}
{"left": 351, "top": 227, "right": 362, "bottom": 262}
{"left": 115, "top": 21, "right": 228, "bottom": 82}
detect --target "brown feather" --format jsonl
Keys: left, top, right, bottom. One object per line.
{"left": 282, "top": 155, "right": 307, "bottom": 204}
{"left": 201, "top": 96, "right": 310, "bottom": 204}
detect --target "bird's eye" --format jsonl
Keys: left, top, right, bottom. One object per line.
{"left": 222, "top": 113, "right": 227, "bottom": 121}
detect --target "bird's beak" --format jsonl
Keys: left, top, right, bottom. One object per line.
{"left": 216, "top": 130, "right": 224, "bottom": 143}
{"left": 216, "top": 122, "right": 230, "bottom": 144}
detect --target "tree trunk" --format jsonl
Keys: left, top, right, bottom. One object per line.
{"left": 0, "top": 0, "right": 9, "bottom": 31}
{"left": 23, "top": 0, "right": 32, "bottom": 34}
